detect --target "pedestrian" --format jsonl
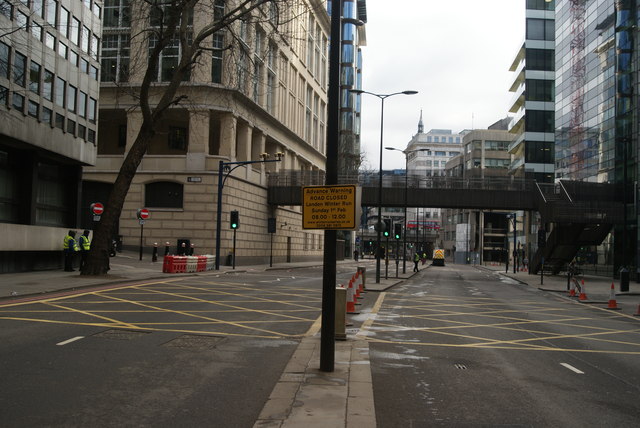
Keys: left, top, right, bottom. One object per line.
{"left": 353, "top": 249, "right": 359, "bottom": 261}
{"left": 63, "top": 230, "right": 78, "bottom": 272}
{"left": 78, "top": 229, "right": 91, "bottom": 270}
{"left": 413, "top": 252, "right": 420, "bottom": 272}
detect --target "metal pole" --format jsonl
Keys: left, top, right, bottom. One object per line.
{"left": 232, "top": 228, "right": 236, "bottom": 270}
{"left": 402, "top": 154, "right": 408, "bottom": 274}
{"left": 270, "top": 233, "right": 273, "bottom": 267}
{"left": 375, "top": 97, "right": 385, "bottom": 284}
{"left": 139, "top": 222, "right": 143, "bottom": 261}
{"left": 319, "top": 0, "right": 341, "bottom": 373}
{"left": 215, "top": 160, "right": 224, "bottom": 270}
{"left": 513, "top": 216, "right": 517, "bottom": 274}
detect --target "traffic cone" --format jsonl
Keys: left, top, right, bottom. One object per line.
{"left": 357, "top": 270, "right": 365, "bottom": 294}
{"left": 606, "top": 282, "right": 620, "bottom": 310}
{"left": 578, "top": 279, "right": 588, "bottom": 301}
{"left": 346, "top": 282, "right": 359, "bottom": 314}
{"left": 568, "top": 279, "right": 576, "bottom": 297}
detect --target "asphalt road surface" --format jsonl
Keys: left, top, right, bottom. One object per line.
{"left": 0, "top": 266, "right": 361, "bottom": 427}
{"left": 365, "top": 264, "right": 640, "bottom": 427}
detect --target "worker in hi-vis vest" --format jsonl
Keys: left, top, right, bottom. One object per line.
{"left": 63, "top": 230, "right": 79, "bottom": 272}
{"left": 78, "top": 229, "right": 91, "bottom": 270}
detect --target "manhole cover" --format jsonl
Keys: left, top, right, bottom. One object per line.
{"left": 94, "top": 329, "right": 149, "bottom": 340}
{"left": 163, "top": 335, "right": 225, "bottom": 350}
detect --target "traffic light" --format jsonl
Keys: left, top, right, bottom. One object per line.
{"left": 230, "top": 210, "right": 239, "bottom": 229}
{"left": 394, "top": 223, "right": 402, "bottom": 240}
{"left": 383, "top": 219, "right": 391, "bottom": 237}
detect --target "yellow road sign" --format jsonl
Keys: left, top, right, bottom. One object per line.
{"left": 302, "top": 185, "right": 360, "bottom": 230}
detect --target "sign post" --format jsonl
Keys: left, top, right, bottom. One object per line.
{"left": 90, "top": 202, "right": 104, "bottom": 222}
{"left": 136, "top": 208, "right": 150, "bottom": 261}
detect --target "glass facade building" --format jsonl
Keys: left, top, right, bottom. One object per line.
{"left": 555, "top": 0, "right": 637, "bottom": 274}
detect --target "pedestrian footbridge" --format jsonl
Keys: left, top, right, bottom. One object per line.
{"left": 267, "top": 171, "right": 623, "bottom": 275}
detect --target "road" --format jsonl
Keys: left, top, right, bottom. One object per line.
{"left": 0, "top": 266, "right": 360, "bottom": 427}
{"left": 365, "top": 264, "right": 640, "bottom": 427}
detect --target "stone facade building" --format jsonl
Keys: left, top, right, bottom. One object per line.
{"left": 82, "top": 0, "right": 365, "bottom": 266}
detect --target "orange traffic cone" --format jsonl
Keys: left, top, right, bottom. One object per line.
{"left": 357, "top": 270, "right": 365, "bottom": 294}
{"left": 569, "top": 279, "right": 576, "bottom": 297}
{"left": 346, "top": 281, "right": 359, "bottom": 314}
{"left": 578, "top": 279, "right": 588, "bottom": 301}
{"left": 607, "top": 282, "right": 620, "bottom": 310}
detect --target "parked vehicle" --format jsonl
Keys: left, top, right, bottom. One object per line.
{"left": 432, "top": 248, "right": 445, "bottom": 266}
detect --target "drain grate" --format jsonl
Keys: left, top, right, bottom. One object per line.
{"left": 454, "top": 364, "right": 468, "bottom": 370}
{"left": 94, "top": 329, "right": 149, "bottom": 340}
{"left": 163, "top": 334, "right": 225, "bottom": 350}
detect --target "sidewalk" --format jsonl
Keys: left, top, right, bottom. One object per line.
{"left": 478, "top": 263, "right": 640, "bottom": 316}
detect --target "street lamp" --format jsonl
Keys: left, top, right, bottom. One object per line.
{"left": 506, "top": 213, "right": 517, "bottom": 274}
{"left": 215, "top": 152, "right": 284, "bottom": 270}
{"left": 350, "top": 89, "right": 418, "bottom": 283}
{"left": 385, "top": 146, "right": 429, "bottom": 274}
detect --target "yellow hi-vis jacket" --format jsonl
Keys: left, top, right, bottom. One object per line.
{"left": 63, "top": 235, "right": 78, "bottom": 251}
{"left": 79, "top": 235, "right": 91, "bottom": 251}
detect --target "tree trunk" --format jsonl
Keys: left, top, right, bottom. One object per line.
{"left": 81, "top": 127, "right": 155, "bottom": 275}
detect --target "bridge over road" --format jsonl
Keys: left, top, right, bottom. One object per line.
{"left": 267, "top": 171, "right": 623, "bottom": 275}
{"left": 267, "top": 173, "right": 536, "bottom": 210}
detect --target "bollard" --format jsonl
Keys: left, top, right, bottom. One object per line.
{"left": 164, "top": 241, "right": 170, "bottom": 256}
{"left": 335, "top": 286, "right": 346, "bottom": 341}
{"left": 152, "top": 242, "right": 158, "bottom": 262}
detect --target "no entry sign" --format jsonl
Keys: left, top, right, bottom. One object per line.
{"left": 137, "top": 208, "right": 150, "bottom": 220}
{"left": 91, "top": 202, "right": 104, "bottom": 215}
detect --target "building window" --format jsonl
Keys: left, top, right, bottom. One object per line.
{"left": 526, "top": 18, "right": 554, "bottom": 41}
{"left": 31, "top": 21, "right": 42, "bottom": 40}
{"left": 145, "top": 181, "right": 183, "bottom": 209}
{"left": 0, "top": 42, "right": 9, "bottom": 79}
{"left": 29, "top": 61, "right": 41, "bottom": 94}
{"left": 12, "top": 92, "right": 24, "bottom": 111}
{"left": 54, "top": 76, "right": 65, "bottom": 107}
{"left": 101, "top": 34, "right": 130, "bottom": 82}
{"left": 525, "top": 110, "right": 554, "bottom": 133}
{"left": 88, "top": 97, "right": 96, "bottom": 123}
{"left": 35, "top": 162, "right": 74, "bottom": 226}
{"left": 0, "top": 0, "right": 12, "bottom": 19}
{"left": 13, "top": 51, "right": 26, "bottom": 87}
{"left": 212, "top": 33, "right": 224, "bottom": 83}
{"left": 66, "top": 118, "right": 75, "bottom": 134}
{"left": 78, "top": 91, "right": 87, "bottom": 117}
{"left": 70, "top": 17, "right": 80, "bottom": 45}
{"left": 104, "top": 0, "right": 130, "bottom": 28}
{"left": 45, "top": 0, "right": 57, "bottom": 26}
{"left": 42, "top": 106, "right": 52, "bottom": 125}
{"left": 43, "top": 69, "right": 53, "bottom": 101}
{"left": 0, "top": 85, "right": 8, "bottom": 106}
{"left": 28, "top": 100, "right": 38, "bottom": 117}
{"left": 55, "top": 113, "right": 64, "bottom": 129}
{"left": 526, "top": 79, "right": 554, "bottom": 102}
{"left": 168, "top": 126, "right": 187, "bottom": 150}
{"left": 58, "top": 6, "right": 68, "bottom": 38}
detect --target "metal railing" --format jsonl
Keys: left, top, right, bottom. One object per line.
{"left": 268, "top": 171, "right": 534, "bottom": 191}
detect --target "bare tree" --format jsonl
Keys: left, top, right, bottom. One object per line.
{"left": 82, "top": 0, "right": 307, "bottom": 275}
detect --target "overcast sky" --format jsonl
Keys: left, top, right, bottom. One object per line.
{"left": 358, "top": 0, "right": 525, "bottom": 170}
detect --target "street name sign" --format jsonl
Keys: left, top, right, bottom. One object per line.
{"left": 302, "top": 185, "right": 361, "bottom": 230}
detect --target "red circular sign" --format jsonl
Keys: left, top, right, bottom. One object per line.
{"left": 137, "top": 208, "right": 150, "bottom": 220}
{"left": 91, "top": 202, "right": 104, "bottom": 215}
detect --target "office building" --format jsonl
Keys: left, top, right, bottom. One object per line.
{"left": 442, "top": 119, "right": 514, "bottom": 264}
{"left": 0, "top": 0, "right": 102, "bottom": 272}
{"left": 508, "top": 0, "right": 555, "bottom": 183}
{"left": 554, "top": 0, "right": 635, "bottom": 276}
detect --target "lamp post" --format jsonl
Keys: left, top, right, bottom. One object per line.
{"left": 385, "top": 147, "right": 428, "bottom": 274}
{"left": 215, "top": 153, "right": 283, "bottom": 270}
{"left": 350, "top": 89, "right": 418, "bottom": 283}
{"left": 507, "top": 213, "right": 517, "bottom": 274}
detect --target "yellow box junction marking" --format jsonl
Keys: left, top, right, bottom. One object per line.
{"left": 302, "top": 185, "right": 360, "bottom": 230}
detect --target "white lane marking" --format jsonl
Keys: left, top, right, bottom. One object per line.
{"left": 560, "top": 363, "right": 584, "bottom": 374}
{"left": 56, "top": 336, "right": 85, "bottom": 346}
